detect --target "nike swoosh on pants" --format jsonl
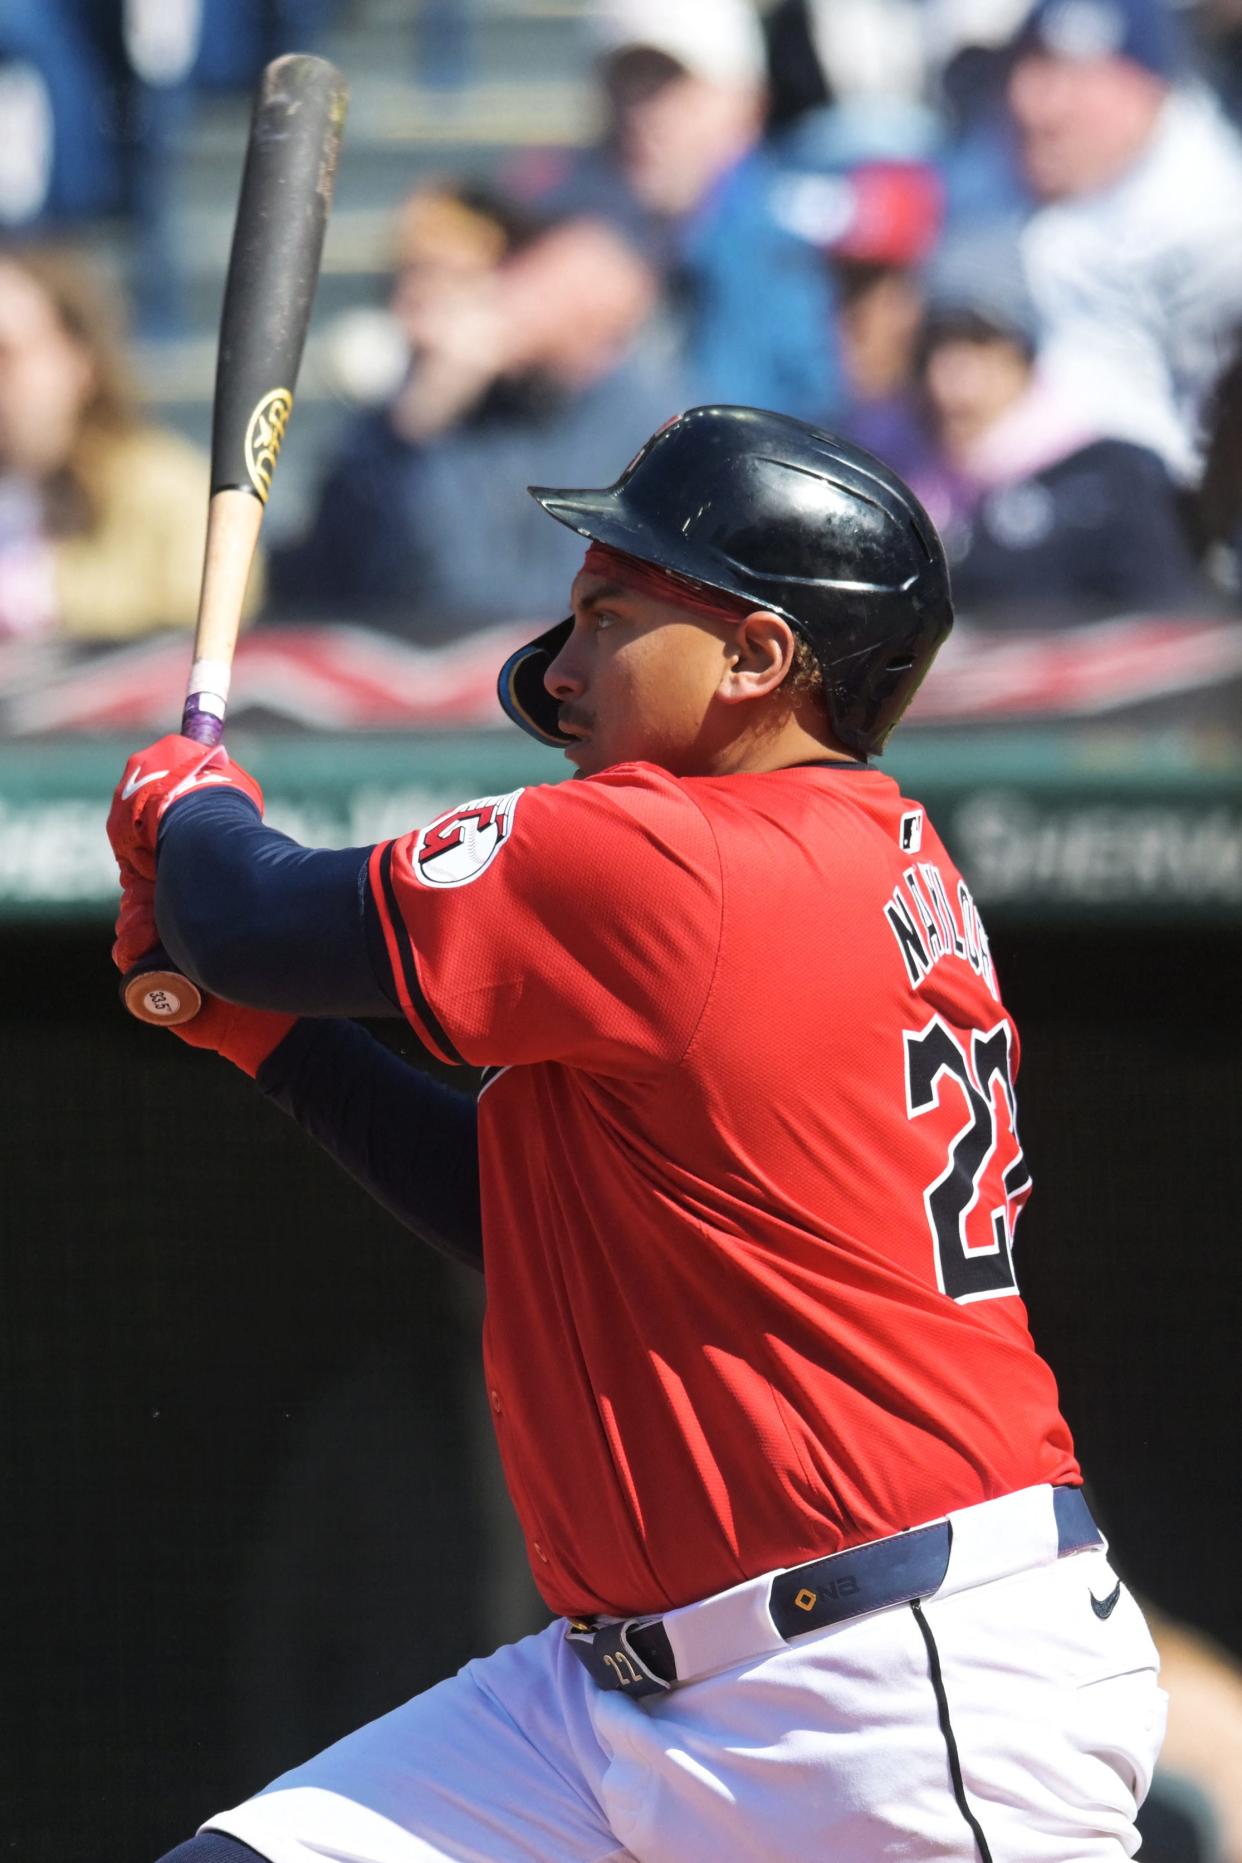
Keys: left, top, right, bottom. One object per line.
{"left": 1090, "top": 1580, "right": 1122, "bottom": 1620}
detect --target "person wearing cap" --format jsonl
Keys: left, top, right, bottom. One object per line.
{"left": 511, "top": 0, "right": 840, "bottom": 417}
{"left": 771, "top": 156, "right": 945, "bottom": 470}
{"left": 904, "top": 229, "right": 1202, "bottom": 615}
{"left": 1007, "top": 0, "right": 1242, "bottom": 483}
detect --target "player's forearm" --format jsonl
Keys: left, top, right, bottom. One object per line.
{"left": 155, "top": 789, "right": 396, "bottom": 1016}
{"left": 257, "top": 1017, "right": 483, "bottom": 1271}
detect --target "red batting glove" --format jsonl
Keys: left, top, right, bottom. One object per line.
{"left": 113, "top": 864, "right": 294, "bottom": 1078}
{"left": 112, "top": 861, "right": 160, "bottom": 976}
{"left": 170, "top": 994, "right": 297, "bottom": 1079}
{"left": 107, "top": 732, "right": 264, "bottom": 882}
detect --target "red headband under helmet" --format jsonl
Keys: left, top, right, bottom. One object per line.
{"left": 582, "top": 543, "right": 758, "bottom": 623}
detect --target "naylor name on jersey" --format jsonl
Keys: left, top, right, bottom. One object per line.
{"left": 885, "top": 861, "right": 998, "bottom": 998}
{"left": 409, "top": 789, "right": 524, "bottom": 889}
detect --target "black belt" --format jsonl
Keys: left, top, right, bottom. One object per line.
{"left": 567, "top": 1486, "right": 1102, "bottom": 1700}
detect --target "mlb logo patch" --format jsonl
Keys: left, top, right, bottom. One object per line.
{"left": 900, "top": 810, "right": 923, "bottom": 853}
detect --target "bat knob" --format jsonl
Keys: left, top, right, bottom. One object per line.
{"left": 121, "top": 959, "right": 204, "bottom": 1027}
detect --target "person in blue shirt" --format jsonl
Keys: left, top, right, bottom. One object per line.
{"left": 511, "top": 0, "right": 839, "bottom": 420}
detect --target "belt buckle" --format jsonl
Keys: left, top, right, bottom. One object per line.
{"left": 566, "top": 1617, "right": 672, "bottom": 1699}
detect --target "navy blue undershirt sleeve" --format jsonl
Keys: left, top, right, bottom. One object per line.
{"left": 256, "top": 1018, "right": 483, "bottom": 1272}
{"left": 155, "top": 788, "right": 481, "bottom": 1268}
{"left": 155, "top": 788, "right": 397, "bottom": 1016}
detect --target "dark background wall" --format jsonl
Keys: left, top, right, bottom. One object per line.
{"left": 3, "top": 919, "right": 1239, "bottom": 1862}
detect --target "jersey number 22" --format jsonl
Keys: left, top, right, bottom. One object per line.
{"left": 903, "top": 1016, "right": 1029, "bottom": 1303}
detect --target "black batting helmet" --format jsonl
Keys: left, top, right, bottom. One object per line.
{"left": 498, "top": 405, "right": 953, "bottom": 759}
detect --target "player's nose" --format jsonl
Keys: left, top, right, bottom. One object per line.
{"left": 544, "top": 633, "right": 586, "bottom": 700}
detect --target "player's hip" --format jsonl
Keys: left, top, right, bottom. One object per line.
{"left": 563, "top": 1484, "right": 1164, "bottom": 1858}
{"left": 565, "top": 1482, "right": 1113, "bottom": 1697}
{"left": 584, "top": 1555, "right": 1164, "bottom": 1861}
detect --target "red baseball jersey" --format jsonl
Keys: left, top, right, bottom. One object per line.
{"left": 370, "top": 761, "right": 1079, "bottom": 1618}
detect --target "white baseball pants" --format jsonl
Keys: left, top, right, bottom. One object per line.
{"left": 203, "top": 1491, "right": 1165, "bottom": 1862}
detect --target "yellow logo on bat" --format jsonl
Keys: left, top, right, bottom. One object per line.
{"left": 245, "top": 387, "right": 294, "bottom": 503}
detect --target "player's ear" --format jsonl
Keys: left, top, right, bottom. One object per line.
{"left": 717, "top": 611, "right": 796, "bottom": 706}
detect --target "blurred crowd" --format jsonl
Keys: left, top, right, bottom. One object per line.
{"left": 2, "top": 0, "right": 1242, "bottom": 646}
{"left": 5, "top": 9, "right": 1242, "bottom": 1857}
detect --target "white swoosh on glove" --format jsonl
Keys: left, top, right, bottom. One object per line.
{"left": 120, "top": 768, "right": 169, "bottom": 800}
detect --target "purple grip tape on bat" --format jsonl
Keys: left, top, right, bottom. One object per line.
{"left": 181, "top": 696, "right": 226, "bottom": 747}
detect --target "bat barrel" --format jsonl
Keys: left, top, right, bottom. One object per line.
{"left": 211, "top": 53, "right": 348, "bottom": 505}
{"left": 182, "top": 55, "right": 348, "bottom": 739}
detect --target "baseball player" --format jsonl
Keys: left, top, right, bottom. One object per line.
{"left": 108, "top": 407, "right": 1165, "bottom": 1862}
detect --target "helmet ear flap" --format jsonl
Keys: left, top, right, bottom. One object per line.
{"left": 498, "top": 618, "right": 574, "bottom": 746}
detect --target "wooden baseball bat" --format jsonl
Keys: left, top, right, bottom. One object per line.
{"left": 123, "top": 52, "right": 348, "bottom": 1029}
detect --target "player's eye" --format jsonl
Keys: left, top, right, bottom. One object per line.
{"left": 592, "top": 609, "right": 620, "bottom": 632}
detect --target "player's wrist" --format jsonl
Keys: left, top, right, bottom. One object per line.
{"left": 176, "top": 999, "right": 299, "bottom": 1078}
{"left": 158, "top": 782, "right": 262, "bottom": 840}
{"left": 219, "top": 1009, "right": 299, "bottom": 1079}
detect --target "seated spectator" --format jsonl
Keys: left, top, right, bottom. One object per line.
{"left": 511, "top": 0, "right": 839, "bottom": 417}
{"left": 269, "top": 183, "right": 687, "bottom": 632}
{"left": 0, "top": 245, "right": 224, "bottom": 640}
{"left": 1007, "top": 0, "right": 1242, "bottom": 483}
{"left": 772, "top": 157, "right": 943, "bottom": 467}
{"left": 903, "top": 235, "right": 1202, "bottom": 617}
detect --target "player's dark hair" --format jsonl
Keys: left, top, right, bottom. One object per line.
{"left": 786, "top": 632, "right": 829, "bottom": 711}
